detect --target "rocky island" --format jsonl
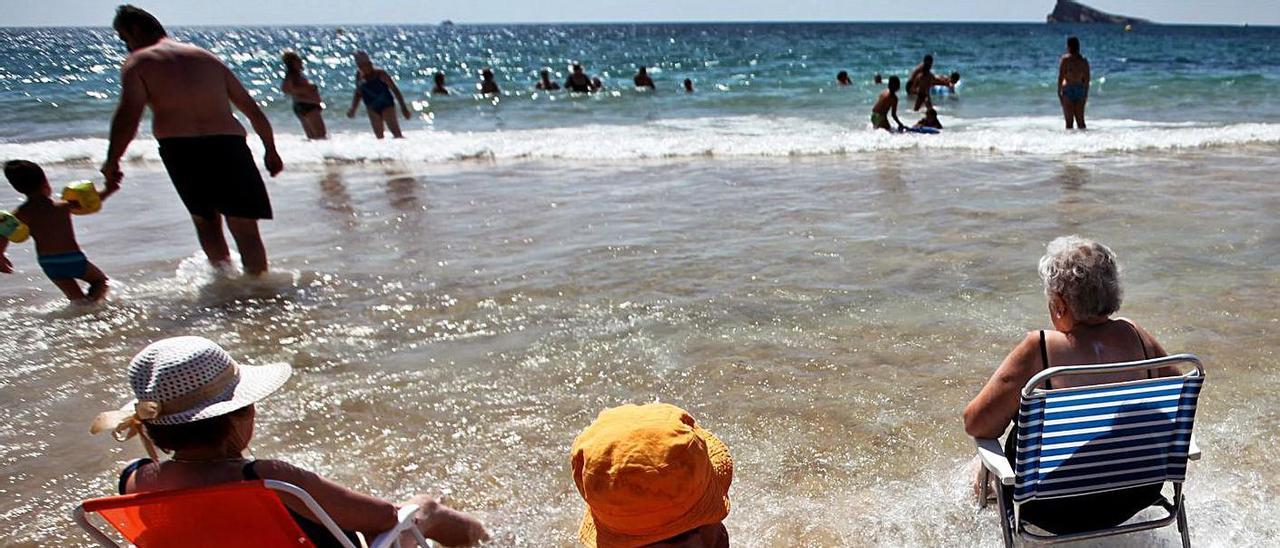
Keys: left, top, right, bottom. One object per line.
{"left": 1047, "top": 0, "right": 1151, "bottom": 25}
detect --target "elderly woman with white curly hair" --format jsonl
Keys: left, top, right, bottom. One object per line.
{"left": 963, "top": 235, "right": 1180, "bottom": 534}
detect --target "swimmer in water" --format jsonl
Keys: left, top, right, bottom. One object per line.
{"left": 915, "top": 107, "right": 943, "bottom": 130}
{"left": 683, "top": 79, "right": 694, "bottom": 93}
{"left": 871, "top": 76, "right": 906, "bottom": 132}
{"left": 479, "top": 68, "right": 500, "bottom": 95}
{"left": 837, "top": 71, "right": 852, "bottom": 86}
{"left": 535, "top": 69, "right": 560, "bottom": 91}
{"left": 346, "top": 51, "right": 410, "bottom": 139}
{"left": 634, "top": 66, "right": 655, "bottom": 89}
{"left": 431, "top": 72, "right": 449, "bottom": 95}
{"left": 907, "top": 54, "right": 950, "bottom": 111}
{"left": 874, "top": 73, "right": 883, "bottom": 85}
{"left": 280, "top": 51, "right": 326, "bottom": 139}
{"left": 1058, "top": 36, "right": 1090, "bottom": 130}
{"left": 565, "top": 64, "right": 591, "bottom": 93}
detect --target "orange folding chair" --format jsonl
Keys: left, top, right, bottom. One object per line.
{"left": 73, "top": 479, "right": 431, "bottom": 548}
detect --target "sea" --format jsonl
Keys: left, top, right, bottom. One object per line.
{"left": 0, "top": 22, "right": 1277, "bottom": 546}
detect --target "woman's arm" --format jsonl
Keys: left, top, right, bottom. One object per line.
{"left": 348, "top": 82, "right": 362, "bottom": 118}
{"left": 964, "top": 332, "right": 1041, "bottom": 438}
{"left": 382, "top": 72, "right": 411, "bottom": 119}
{"left": 254, "top": 459, "right": 398, "bottom": 535}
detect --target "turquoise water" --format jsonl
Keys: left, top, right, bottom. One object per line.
{"left": 1, "top": 23, "right": 1278, "bottom": 150}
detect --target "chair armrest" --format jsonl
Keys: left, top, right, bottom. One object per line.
{"left": 369, "top": 504, "right": 432, "bottom": 548}
{"left": 975, "top": 437, "right": 1016, "bottom": 486}
{"left": 1187, "top": 433, "right": 1202, "bottom": 461}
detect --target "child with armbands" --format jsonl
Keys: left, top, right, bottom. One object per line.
{"left": 1, "top": 160, "right": 119, "bottom": 303}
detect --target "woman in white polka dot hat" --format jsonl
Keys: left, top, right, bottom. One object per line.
{"left": 91, "top": 336, "right": 488, "bottom": 546}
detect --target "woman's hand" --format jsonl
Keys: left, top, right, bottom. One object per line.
{"left": 402, "top": 106, "right": 412, "bottom": 120}
{"left": 347, "top": 107, "right": 357, "bottom": 119}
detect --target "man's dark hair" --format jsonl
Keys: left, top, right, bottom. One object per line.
{"left": 1067, "top": 36, "right": 1081, "bottom": 54}
{"left": 145, "top": 406, "right": 252, "bottom": 452}
{"left": 923, "top": 54, "right": 934, "bottom": 65}
{"left": 888, "top": 75, "right": 901, "bottom": 91}
{"left": 113, "top": 5, "right": 167, "bottom": 39}
{"left": 4, "top": 160, "right": 46, "bottom": 194}
{"left": 950, "top": 71, "right": 961, "bottom": 83}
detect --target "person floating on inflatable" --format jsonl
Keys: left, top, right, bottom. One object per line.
{"left": 1, "top": 160, "right": 119, "bottom": 304}
{"left": 906, "top": 107, "right": 944, "bottom": 134}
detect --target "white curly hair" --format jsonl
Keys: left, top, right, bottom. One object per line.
{"left": 1038, "top": 235, "right": 1123, "bottom": 321}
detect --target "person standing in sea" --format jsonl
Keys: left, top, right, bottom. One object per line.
{"left": 1058, "top": 36, "right": 1091, "bottom": 130}
{"left": 102, "top": 5, "right": 283, "bottom": 276}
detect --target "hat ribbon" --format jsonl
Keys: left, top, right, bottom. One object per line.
{"left": 90, "top": 363, "right": 241, "bottom": 460}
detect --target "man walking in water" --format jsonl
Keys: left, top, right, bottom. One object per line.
{"left": 1058, "top": 36, "right": 1091, "bottom": 130}
{"left": 102, "top": 5, "right": 283, "bottom": 275}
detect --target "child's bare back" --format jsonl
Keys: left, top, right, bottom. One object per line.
{"left": 2, "top": 160, "right": 117, "bottom": 303}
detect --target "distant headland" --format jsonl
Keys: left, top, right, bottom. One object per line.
{"left": 1047, "top": 0, "right": 1151, "bottom": 25}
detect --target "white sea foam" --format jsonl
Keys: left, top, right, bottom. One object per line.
{"left": 3, "top": 116, "right": 1279, "bottom": 167}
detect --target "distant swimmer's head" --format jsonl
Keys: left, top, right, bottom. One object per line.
{"left": 4, "top": 160, "right": 49, "bottom": 196}
{"left": 540, "top": 68, "right": 552, "bottom": 80}
{"left": 434, "top": 72, "right": 446, "bottom": 85}
{"left": 482, "top": 68, "right": 495, "bottom": 80}
{"left": 950, "top": 72, "right": 961, "bottom": 84}
{"left": 888, "top": 75, "right": 901, "bottom": 92}
{"left": 683, "top": 78, "right": 694, "bottom": 93}
{"left": 923, "top": 54, "right": 934, "bottom": 69}
{"left": 837, "top": 71, "right": 851, "bottom": 85}
{"left": 281, "top": 51, "right": 303, "bottom": 74}
{"left": 113, "top": 4, "right": 167, "bottom": 51}
{"left": 638, "top": 66, "right": 648, "bottom": 75}
{"left": 573, "top": 64, "right": 585, "bottom": 75}
{"left": 1067, "top": 36, "right": 1081, "bottom": 55}
{"left": 874, "top": 73, "right": 883, "bottom": 84}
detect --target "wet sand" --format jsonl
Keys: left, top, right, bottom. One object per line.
{"left": 0, "top": 148, "right": 1276, "bottom": 545}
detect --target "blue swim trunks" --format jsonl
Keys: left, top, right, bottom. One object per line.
{"left": 38, "top": 251, "right": 88, "bottom": 280}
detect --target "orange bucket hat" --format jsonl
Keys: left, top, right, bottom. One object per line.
{"left": 570, "top": 403, "right": 733, "bottom": 548}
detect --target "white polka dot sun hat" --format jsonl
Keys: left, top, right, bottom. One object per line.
{"left": 91, "top": 336, "right": 291, "bottom": 458}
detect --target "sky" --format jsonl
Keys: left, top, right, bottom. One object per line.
{"left": 3, "top": 0, "right": 1277, "bottom": 27}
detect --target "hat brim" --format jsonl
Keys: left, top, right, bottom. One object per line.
{"left": 578, "top": 425, "right": 733, "bottom": 548}
{"left": 143, "top": 362, "right": 292, "bottom": 426}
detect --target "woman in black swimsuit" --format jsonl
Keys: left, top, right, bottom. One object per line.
{"left": 963, "top": 236, "right": 1182, "bottom": 534}
{"left": 95, "top": 336, "right": 488, "bottom": 546}
{"left": 281, "top": 51, "right": 327, "bottom": 139}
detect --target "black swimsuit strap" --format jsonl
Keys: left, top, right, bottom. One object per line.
{"left": 241, "top": 460, "right": 260, "bottom": 480}
{"left": 117, "top": 458, "right": 154, "bottom": 495}
{"left": 1039, "top": 330, "right": 1054, "bottom": 390}
{"left": 1118, "top": 319, "right": 1153, "bottom": 378}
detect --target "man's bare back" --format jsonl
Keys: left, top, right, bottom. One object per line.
{"left": 124, "top": 39, "right": 246, "bottom": 139}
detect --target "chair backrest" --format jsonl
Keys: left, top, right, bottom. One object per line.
{"left": 80, "top": 480, "right": 317, "bottom": 548}
{"left": 1013, "top": 354, "right": 1204, "bottom": 503}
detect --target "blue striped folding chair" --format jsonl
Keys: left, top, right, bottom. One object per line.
{"left": 974, "top": 354, "right": 1204, "bottom": 547}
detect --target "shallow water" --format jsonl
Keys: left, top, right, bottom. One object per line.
{"left": 0, "top": 147, "right": 1275, "bottom": 545}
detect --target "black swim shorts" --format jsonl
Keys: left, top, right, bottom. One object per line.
{"left": 158, "top": 135, "right": 273, "bottom": 220}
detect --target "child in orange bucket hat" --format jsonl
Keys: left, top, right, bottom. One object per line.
{"left": 570, "top": 403, "right": 733, "bottom": 548}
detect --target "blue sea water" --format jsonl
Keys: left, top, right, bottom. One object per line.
{"left": 1, "top": 22, "right": 1279, "bottom": 160}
